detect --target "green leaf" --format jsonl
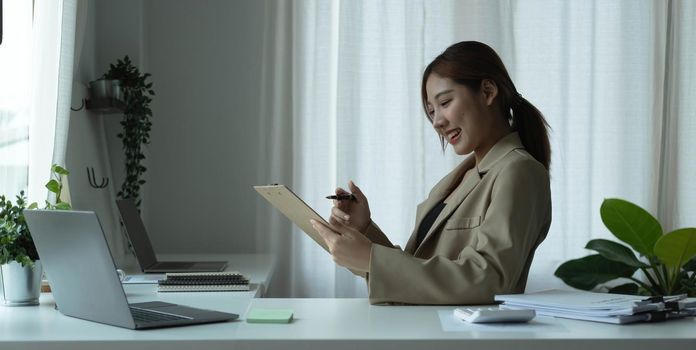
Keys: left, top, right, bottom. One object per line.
{"left": 555, "top": 254, "right": 638, "bottom": 290}
{"left": 27, "top": 202, "right": 38, "bottom": 210}
{"left": 608, "top": 283, "right": 639, "bottom": 295}
{"left": 54, "top": 202, "right": 72, "bottom": 211}
{"left": 600, "top": 198, "right": 662, "bottom": 256}
{"left": 585, "top": 239, "right": 649, "bottom": 268}
{"left": 52, "top": 164, "right": 69, "bottom": 175}
{"left": 45, "top": 180, "right": 61, "bottom": 194}
{"left": 654, "top": 228, "right": 696, "bottom": 268}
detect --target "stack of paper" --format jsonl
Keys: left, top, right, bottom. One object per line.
{"left": 495, "top": 289, "right": 695, "bottom": 324}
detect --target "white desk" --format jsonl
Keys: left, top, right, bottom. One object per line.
{"left": 1, "top": 287, "right": 695, "bottom": 349}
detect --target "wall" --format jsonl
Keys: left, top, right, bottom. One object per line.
{"left": 72, "top": 0, "right": 266, "bottom": 256}
{"left": 143, "top": 0, "right": 264, "bottom": 253}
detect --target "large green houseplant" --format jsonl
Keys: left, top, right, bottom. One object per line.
{"left": 555, "top": 198, "right": 696, "bottom": 296}
{"left": 103, "top": 55, "right": 155, "bottom": 209}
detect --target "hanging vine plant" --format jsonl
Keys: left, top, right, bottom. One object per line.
{"left": 103, "top": 56, "right": 155, "bottom": 208}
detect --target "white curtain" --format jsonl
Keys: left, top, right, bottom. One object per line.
{"left": 27, "top": 0, "right": 77, "bottom": 204}
{"left": 256, "top": 0, "right": 295, "bottom": 296}
{"left": 0, "top": 0, "right": 33, "bottom": 198}
{"left": 660, "top": 0, "right": 696, "bottom": 235}
{"left": 257, "top": 0, "right": 696, "bottom": 297}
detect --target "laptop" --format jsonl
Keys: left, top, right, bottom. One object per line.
{"left": 23, "top": 210, "right": 238, "bottom": 330}
{"left": 115, "top": 199, "right": 227, "bottom": 272}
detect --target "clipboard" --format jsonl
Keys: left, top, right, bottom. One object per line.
{"left": 253, "top": 184, "right": 330, "bottom": 252}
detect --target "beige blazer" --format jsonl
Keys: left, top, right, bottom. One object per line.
{"left": 363, "top": 132, "right": 551, "bottom": 305}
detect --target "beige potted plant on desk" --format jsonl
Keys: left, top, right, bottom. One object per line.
{"left": 0, "top": 165, "right": 71, "bottom": 306}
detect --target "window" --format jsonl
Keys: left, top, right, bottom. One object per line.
{"left": 0, "top": 0, "right": 32, "bottom": 196}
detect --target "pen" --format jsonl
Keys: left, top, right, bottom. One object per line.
{"left": 326, "top": 194, "right": 356, "bottom": 201}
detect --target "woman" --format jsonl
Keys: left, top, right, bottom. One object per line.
{"left": 311, "top": 41, "right": 552, "bottom": 305}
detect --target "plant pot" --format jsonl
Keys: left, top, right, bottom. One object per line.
{"left": 89, "top": 79, "right": 112, "bottom": 99}
{"left": 89, "top": 79, "right": 123, "bottom": 100}
{"left": 0, "top": 260, "right": 43, "bottom": 306}
{"left": 111, "top": 80, "right": 123, "bottom": 101}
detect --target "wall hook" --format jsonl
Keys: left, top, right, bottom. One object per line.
{"left": 71, "top": 98, "right": 86, "bottom": 111}
{"left": 86, "top": 167, "right": 109, "bottom": 189}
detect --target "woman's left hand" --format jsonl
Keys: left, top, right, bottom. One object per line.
{"left": 311, "top": 218, "right": 372, "bottom": 273}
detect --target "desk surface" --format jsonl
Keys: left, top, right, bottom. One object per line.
{"left": 2, "top": 285, "right": 695, "bottom": 350}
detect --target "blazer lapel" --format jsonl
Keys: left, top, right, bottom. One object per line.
{"left": 408, "top": 132, "right": 525, "bottom": 255}
{"left": 412, "top": 169, "right": 481, "bottom": 255}
{"left": 404, "top": 157, "right": 475, "bottom": 254}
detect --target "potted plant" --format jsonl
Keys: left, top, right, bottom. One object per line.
{"left": 0, "top": 165, "right": 71, "bottom": 306}
{"left": 0, "top": 191, "right": 40, "bottom": 306}
{"left": 102, "top": 55, "right": 155, "bottom": 209}
{"left": 555, "top": 198, "right": 696, "bottom": 296}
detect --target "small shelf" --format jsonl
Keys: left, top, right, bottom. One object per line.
{"left": 85, "top": 98, "right": 126, "bottom": 114}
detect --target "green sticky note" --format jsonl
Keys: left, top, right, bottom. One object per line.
{"left": 246, "top": 308, "right": 294, "bottom": 324}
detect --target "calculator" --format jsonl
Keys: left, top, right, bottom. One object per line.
{"left": 453, "top": 307, "right": 536, "bottom": 323}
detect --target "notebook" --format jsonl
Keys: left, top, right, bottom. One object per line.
{"left": 116, "top": 199, "right": 227, "bottom": 272}
{"left": 23, "top": 210, "right": 238, "bottom": 330}
{"left": 158, "top": 272, "right": 250, "bottom": 292}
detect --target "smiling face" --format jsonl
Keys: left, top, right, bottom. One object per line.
{"left": 425, "top": 73, "right": 497, "bottom": 156}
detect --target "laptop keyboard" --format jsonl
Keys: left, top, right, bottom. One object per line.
{"left": 130, "top": 307, "right": 191, "bottom": 323}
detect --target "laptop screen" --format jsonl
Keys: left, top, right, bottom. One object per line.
{"left": 116, "top": 199, "right": 158, "bottom": 269}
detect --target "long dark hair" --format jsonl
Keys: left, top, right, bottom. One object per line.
{"left": 421, "top": 41, "right": 551, "bottom": 170}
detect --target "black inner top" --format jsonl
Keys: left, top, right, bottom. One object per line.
{"left": 415, "top": 200, "right": 447, "bottom": 248}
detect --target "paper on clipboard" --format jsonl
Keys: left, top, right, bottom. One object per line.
{"left": 253, "top": 184, "right": 330, "bottom": 252}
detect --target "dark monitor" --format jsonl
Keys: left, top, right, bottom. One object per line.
{"left": 115, "top": 199, "right": 158, "bottom": 270}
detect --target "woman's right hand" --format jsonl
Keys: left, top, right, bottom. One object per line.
{"left": 330, "top": 181, "right": 371, "bottom": 234}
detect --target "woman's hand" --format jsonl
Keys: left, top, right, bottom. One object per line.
{"left": 330, "top": 181, "right": 371, "bottom": 233}
{"left": 311, "top": 218, "right": 372, "bottom": 273}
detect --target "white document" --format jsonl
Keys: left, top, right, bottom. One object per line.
{"left": 499, "top": 305, "right": 651, "bottom": 324}
{"left": 495, "top": 289, "right": 666, "bottom": 324}
{"left": 496, "top": 289, "right": 645, "bottom": 310}
{"left": 495, "top": 289, "right": 659, "bottom": 315}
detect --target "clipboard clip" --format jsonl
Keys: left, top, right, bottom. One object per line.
{"left": 637, "top": 294, "right": 688, "bottom": 310}
{"left": 631, "top": 294, "right": 696, "bottom": 324}
{"left": 642, "top": 309, "right": 694, "bottom": 323}
{"left": 636, "top": 296, "right": 664, "bottom": 305}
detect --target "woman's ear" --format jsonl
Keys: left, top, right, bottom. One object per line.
{"left": 480, "top": 79, "right": 498, "bottom": 106}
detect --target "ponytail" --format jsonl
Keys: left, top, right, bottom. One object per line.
{"left": 511, "top": 94, "right": 551, "bottom": 170}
